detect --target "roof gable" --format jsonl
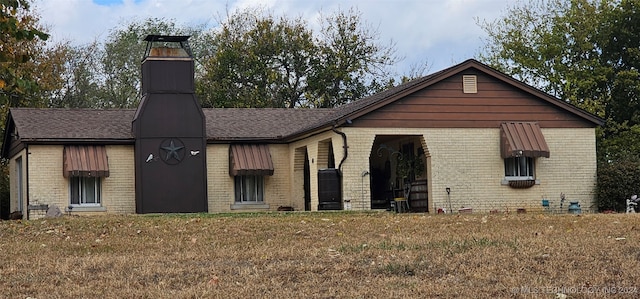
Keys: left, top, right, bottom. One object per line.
{"left": 326, "top": 59, "right": 604, "bottom": 129}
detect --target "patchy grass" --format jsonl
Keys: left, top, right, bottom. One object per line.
{"left": 1, "top": 212, "right": 640, "bottom": 298}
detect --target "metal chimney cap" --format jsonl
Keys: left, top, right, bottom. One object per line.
{"left": 143, "top": 35, "right": 193, "bottom": 60}
{"left": 144, "top": 35, "right": 190, "bottom": 42}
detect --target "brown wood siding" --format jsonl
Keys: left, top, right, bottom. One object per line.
{"left": 353, "top": 71, "right": 594, "bottom": 128}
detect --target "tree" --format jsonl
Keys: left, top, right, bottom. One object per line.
{"left": 46, "top": 41, "right": 106, "bottom": 108}
{"left": 307, "top": 8, "right": 398, "bottom": 108}
{"left": 42, "top": 18, "right": 206, "bottom": 109}
{"left": 198, "top": 8, "right": 316, "bottom": 108}
{"left": 41, "top": 8, "right": 399, "bottom": 110}
{"left": 101, "top": 18, "right": 201, "bottom": 108}
{"left": 198, "top": 7, "right": 398, "bottom": 108}
{"left": 0, "top": 0, "right": 49, "bottom": 111}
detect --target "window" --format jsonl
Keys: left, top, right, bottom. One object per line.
{"left": 70, "top": 177, "right": 101, "bottom": 206}
{"left": 235, "top": 175, "right": 264, "bottom": 203}
{"left": 504, "top": 157, "right": 534, "bottom": 180}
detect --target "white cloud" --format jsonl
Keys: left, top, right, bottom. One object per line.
{"left": 33, "top": 0, "right": 511, "bottom": 73}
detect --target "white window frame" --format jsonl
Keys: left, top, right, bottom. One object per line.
{"left": 70, "top": 176, "right": 102, "bottom": 207}
{"left": 234, "top": 175, "right": 264, "bottom": 203}
{"left": 504, "top": 156, "right": 535, "bottom": 181}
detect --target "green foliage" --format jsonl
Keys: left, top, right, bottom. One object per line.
{"left": 0, "top": 0, "right": 48, "bottom": 59}
{"left": 46, "top": 42, "right": 105, "bottom": 108}
{"left": 306, "top": 8, "right": 398, "bottom": 108}
{"left": 45, "top": 18, "right": 206, "bottom": 109}
{"left": 198, "top": 9, "right": 316, "bottom": 108}
{"left": 21, "top": 7, "right": 399, "bottom": 110}
{"left": 596, "top": 123, "right": 640, "bottom": 211}
{"left": 596, "top": 157, "right": 640, "bottom": 212}
{"left": 198, "top": 7, "right": 398, "bottom": 108}
{"left": 597, "top": 123, "right": 640, "bottom": 163}
{"left": 101, "top": 18, "right": 200, "bottom": 108}
{"left": 478, "top": 0, "right": 612, "bottom": 116}
{"left": 0, "top": 0, "right": 49, "bottom": 111}
{"left": 395, "top": 153, "right": 424, "bottom": 181}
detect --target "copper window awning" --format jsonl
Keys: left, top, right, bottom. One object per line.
{"left": 63, "top": 145, "right": 110, "bottom": 178}
{"left": 500, "top": 122, "right": 550, "bottom": 158}
{"left": 229, "top": 144, "right": 274, "bottom": 176}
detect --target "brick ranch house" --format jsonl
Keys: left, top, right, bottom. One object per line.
{"left": 1, "top": 36, "right": 603, "bottom": 219}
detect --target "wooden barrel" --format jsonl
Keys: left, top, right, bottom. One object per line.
{"left": 409, "top": 180, "right": 428, "bottom": 212}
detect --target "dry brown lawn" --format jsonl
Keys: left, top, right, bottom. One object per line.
{"left": 1, "top": 211, "right": 639, "bottom": 298}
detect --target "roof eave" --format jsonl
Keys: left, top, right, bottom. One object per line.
{"left": 282, "top": 125, "right": 339, "bottom": 143}
{"left": 18, "top": 138, "right": 136, "bottom": 145}
{"left": 206, "top": 137, "right": 286, "bottom": 144}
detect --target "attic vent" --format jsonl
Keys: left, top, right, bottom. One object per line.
{"left": 463, "top": 75, "right": 477, "bottom": 93}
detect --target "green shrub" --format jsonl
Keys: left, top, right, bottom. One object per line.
{"left": 596, "top": 159, "right": 640, "bottom": 212}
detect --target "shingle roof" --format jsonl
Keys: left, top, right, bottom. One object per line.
{"left": 9, "top": 108, "right": 135, "bottom": 141}
{"left": 8, "top": 107, "right": 336, "bottom": 143}
{"left": 204, "top": 108, "right": 335, "bottom": 141}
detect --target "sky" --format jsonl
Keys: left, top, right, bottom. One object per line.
{"left": 32, "top": 0, "right": 513, "bottom": 76}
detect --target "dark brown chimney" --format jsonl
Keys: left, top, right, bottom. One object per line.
{"left": 132, "top": 35, "right": 208, "bottom": 214}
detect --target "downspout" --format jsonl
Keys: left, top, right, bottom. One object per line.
{"left": 332, "top": 123, "right": 348, "bottom": 210}
{"left": 331, "top": 123, "right": 348, "bottom": 173}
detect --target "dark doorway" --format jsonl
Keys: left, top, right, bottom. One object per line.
{"left": 369, "top": 135, "right": 429, "bottom": 211}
